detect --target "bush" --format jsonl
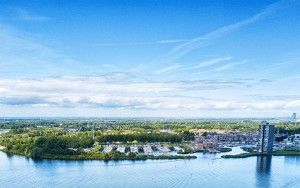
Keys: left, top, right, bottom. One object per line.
{"left": 32, "top": 147, "right": 43, "bottom": 158}
{"left": 6, "top": 144, "right": 13, "bottom": 150}
{"left": 128, "top": 152, "right": 136, "bottom": 158}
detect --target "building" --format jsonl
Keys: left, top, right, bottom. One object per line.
{"left": 283, "top": 134, "right": 300, "bottom": 151}
{"left": 295, "top": 134, "right": 300, "bottom": 143}
{"left": 291, "top": 113, "right": 297, "bottom": 122}
{"left": 257, "top": 122, "right": 274, "bottom": 154}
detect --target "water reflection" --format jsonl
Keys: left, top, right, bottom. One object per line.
{"left": 256, "top": 156, "right": 272, "bottom": 188}
{"left": 32, "top": 158, "right": 86, "bottom": 168}
{"left": 5, "top": 152, "right": 14, "bottom": 159}
{"left": 284, "top": 156, "right": 300, "bottom": 164}
{"left": 1, "top": 150, "right": 299, "bottom": 188}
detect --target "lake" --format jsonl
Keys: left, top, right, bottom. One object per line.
{"left": 0, "top": 147, "right": 299, "bottom": 188}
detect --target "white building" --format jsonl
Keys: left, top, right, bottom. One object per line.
{"left": 294, "top": 134, "right": 300, "bottom": 144}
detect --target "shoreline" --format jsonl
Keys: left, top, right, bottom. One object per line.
{"left": 221, "top": 150, "right": 300, "bottom": 158}
{"left": 0, "top": 150, "right": 197, "bottom": 161}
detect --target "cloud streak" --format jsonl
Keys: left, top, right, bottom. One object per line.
{"left": 164, "top": 0, "right": 290, "bottom": 61}
{"left": 153, "top": 56, "right": 245, "bottom": 75}
{"left": 153, "top": 64, "right": 182, "bottom": 74}
{"left": 194, "top": 56, "right": 232, "bottom": 69}
{"left": 214, "top": 60, "right": 247, "bottom": 72}
{"left": 94, "top": 39, "right": 188, "bottom": 47}
{"left": 15, "top": 9, "right": 51, "bottom": 22}
{"left": 0, "top": 23, "right": 83, "bottom": 76}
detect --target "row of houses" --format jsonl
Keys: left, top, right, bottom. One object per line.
{"left": 100, "top": 144, "right": 182, "bottom": 154}
{"left": 282, "top": 134, "right": 300, "bottom": 151}
{"left": 193, "top": 131, "right": 258, "bottom": 150}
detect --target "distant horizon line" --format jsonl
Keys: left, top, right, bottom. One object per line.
{"left": 0, "top": 116, "right": 292, "bottom": 120}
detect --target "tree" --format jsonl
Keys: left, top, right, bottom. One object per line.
{"left": 32, "top": 147, "right": 43, "bottom": 158}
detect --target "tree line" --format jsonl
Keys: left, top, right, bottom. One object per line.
{"left": 96, "top": 133, "right": 183, "bottom": 143}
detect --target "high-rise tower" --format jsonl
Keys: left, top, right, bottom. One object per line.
{"left": 291, "top": 113, "right": 297, "bottom": 122}
{"left": 257, "top": 122, "right": 274, "bottom": 154}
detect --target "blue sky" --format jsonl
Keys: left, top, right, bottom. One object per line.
{"left": 0, "top": 0, "right": 300, "bottom": 117}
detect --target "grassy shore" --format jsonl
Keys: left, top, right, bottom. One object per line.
{"left": 35, "top": 154, "right": 197, "bottom": 161}
{"left": 272, "top": 150, "right": 300, "bottom": 156}
{"left": 221, "top": 150, "right": 300, "bottom": 158}
{"left": 0, "top": 148, "right": 197, "bottom": 161}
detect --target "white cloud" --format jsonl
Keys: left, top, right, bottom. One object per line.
{"left": 0, "top": 75, "right": 299, "bottom": 115}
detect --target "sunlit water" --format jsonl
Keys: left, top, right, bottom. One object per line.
{"left": 0, "top": 147, "right": 299, "bottom": 188}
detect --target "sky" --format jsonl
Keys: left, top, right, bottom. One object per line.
{"left": 0, "top": 0, "right": 300, "bottom": 118}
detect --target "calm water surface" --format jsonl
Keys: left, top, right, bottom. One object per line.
{"left": 0, "top": 148, "right": 299, "bottom": 188}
